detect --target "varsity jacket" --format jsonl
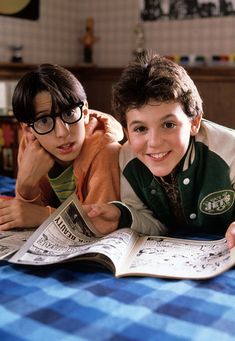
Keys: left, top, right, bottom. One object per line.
{"left": 117, "top": 120, "right": 235, "bottom": 236}
{"left": 16, "top": 110, "right": 123, "bottom": 209}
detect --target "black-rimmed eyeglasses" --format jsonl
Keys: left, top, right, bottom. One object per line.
{"left": 27, "top": 101, "right": 84, "bottom": 135}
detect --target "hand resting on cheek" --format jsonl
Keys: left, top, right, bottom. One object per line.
{"left": 16, "top": 138, "right": 55, "bottom": 200}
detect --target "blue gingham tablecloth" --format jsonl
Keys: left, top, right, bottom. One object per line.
{"left": 0, "top": 175, "right": 15, "bottom": 196}
{"left": 0, "top": 261, "right": 235, "bottom": 341}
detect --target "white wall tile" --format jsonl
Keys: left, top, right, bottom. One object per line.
{"left": 0, "top": 0, "right": 234, "bottom": 67}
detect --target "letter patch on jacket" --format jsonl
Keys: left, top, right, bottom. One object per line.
{"left": 200, "top": 190, "right": 234, "bottom": 215}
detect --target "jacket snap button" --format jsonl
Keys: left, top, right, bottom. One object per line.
{"left": 183, "top": 178, "right": 190, "bottom": 185}
{"left": 151, "top": 189, "right": 157, "bottom": 195}
{"left": 190, "top": 213, "right": 196, "bottom": 220}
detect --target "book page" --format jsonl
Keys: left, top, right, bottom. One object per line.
{"left": 0, "top": 229, "right": 34, "bottom": 259}
{"left": 9, "top": 193, "right": 101, "bottom": 265}
{"left": 117, "top": 235, "right": 235, "bottom": 279}
{"left": 73, "top": 228, "right": 137, "bottom": 270}
{"left": 9, "top": 194, "right": 136, "bottom": 267}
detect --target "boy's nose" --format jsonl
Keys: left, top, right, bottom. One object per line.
{"left": 148, "top": 129, "right": 162, "bottom": 147}
{"left": 54, "top": 117, "right": 70, "bottom": 137}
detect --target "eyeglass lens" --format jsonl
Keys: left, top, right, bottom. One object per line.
{"left": 30, "top": 102, "right": 83, "bottom": 135}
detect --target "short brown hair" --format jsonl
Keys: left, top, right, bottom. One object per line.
{"left": 112, "top": 51, "right": 203, "bottom": 127}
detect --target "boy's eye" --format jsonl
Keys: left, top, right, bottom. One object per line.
{"left": 164, "top": 122, "right": 176, "bottom": 129}
{"left": 33, "top": 115, "right": 53, "bottom": 132}
{"left": 38, "top": 116, "right": 50, "bottom": 125}
{"left": 134, "top": 126, "right": 147, "bottom": 133}
{"left": 64, "top": 109, "right": 74, "bottom": 118}
{"left": 63, "top": 108, "right": 77, "bottom": 121}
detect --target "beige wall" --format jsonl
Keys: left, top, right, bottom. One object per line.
{"left": 0, "top": 0, "right": 235, "bottom": 67}
{"left": 0, "top": 0, "right": 80, "bottom": 65}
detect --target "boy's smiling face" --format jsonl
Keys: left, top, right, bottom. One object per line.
{"left": 25, "top": 91, "right": 89, "bottom": 166}
{"left": 125, "top": 100, "right": 201, "bottom": 177}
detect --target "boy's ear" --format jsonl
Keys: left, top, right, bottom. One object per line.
{"left": 83, "top": 101, "right": 89, "bottom": 124}
{"left": 21, "top": 123, "right": 37, "bottom": 141}
{"left": 124, "top": 127, "right": 129, "bottom": 140}
{"left": 190, "top": 113, "right": 202, "bottom": 136}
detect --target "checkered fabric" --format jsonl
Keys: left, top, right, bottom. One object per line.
{"left": 0, "top": 261, "right": 235, "bottom": 340}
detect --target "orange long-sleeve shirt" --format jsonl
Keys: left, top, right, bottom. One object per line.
{"left": 16, "top": 110, "right": 123, "bottom": 210}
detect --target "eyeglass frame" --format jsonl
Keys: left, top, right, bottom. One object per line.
{"left": 27, "top": 101, "right": 84, "bottom": 135}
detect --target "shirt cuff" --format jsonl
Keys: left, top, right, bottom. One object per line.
{"left": 111, "top": 201, "right": 133, "bottom": 229}
{"left": 15, "top": 190, "right": 41, "bottom": 203}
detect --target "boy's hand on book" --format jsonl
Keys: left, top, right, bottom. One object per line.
{"left": 225, "top": 221, "right": 235, "bottom": 249}
{"left": 83, "top": 203, "right": 121, "bottom": 235}
{"left": 0, "top": 199, "right": 50, "bottom": 230}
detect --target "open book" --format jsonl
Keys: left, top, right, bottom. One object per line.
{"left": 3, "top": 193, "right": 235, "bottom": 279}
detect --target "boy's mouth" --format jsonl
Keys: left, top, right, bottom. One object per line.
{"left": 148, "top": 152, "right": 169, "bottom": 160}
{"left": 59, "top": 143, "right": 72, "bottom": 149}
{"left": 58, "top": 143, "right": 74, "bottom": 151}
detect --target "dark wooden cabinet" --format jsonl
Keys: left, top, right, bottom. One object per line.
{"left": 0, "top": 62, "right": 37, "bottom": 80}
{"left": 0, "top": 116, "right": 21, "bottom": 178}
{"left": 187, "top": 67, "right": 235, "bottom": 129}
{"left": 72, "top": 67, "right": 122, "bottom": 115}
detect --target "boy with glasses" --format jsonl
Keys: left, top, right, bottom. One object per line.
{"left": 0, "top": 64, "right": 123, "bottom": 231}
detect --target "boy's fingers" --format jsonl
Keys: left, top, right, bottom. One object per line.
{"left": 82, "top": 204, "right": 91, "bottom": 213}
{"left": 85, "top": 117, "right": 97, "bottom": 136}
{"left": 83, "top": 204, "right": 101, "bottom": 217}
{"left": 225, "top": 224, "right": 235, "bottom": 249}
